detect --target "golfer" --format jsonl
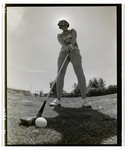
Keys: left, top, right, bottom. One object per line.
{"left": 50, "top": 20, "right": 91, "bottom": 107}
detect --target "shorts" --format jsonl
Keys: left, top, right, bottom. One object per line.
{"left": 58, "top": 49, "right": 82, "bottom": 61}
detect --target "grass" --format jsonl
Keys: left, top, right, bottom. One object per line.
{"left": 6, "top": 89, "right": 117, "bottom": 145}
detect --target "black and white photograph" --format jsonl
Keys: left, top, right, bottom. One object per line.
{"left": 4, "top": 4, "right": 122, "bottom": 146}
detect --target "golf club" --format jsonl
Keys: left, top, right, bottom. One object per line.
{"left": 20, "top": 53, "right": 69, "bottom": 126}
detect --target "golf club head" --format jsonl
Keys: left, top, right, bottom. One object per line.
{"left": 20, "top": 101, "right": 46, "bottom": 126}
{"left": 20, "top": 116, "right": 37, "bottom": 126}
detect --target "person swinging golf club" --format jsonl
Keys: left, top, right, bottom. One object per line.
{"left": 50, "top": 20, "right": 91, "bottom": 107}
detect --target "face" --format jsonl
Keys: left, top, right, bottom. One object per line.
{"left": 60, "top": 24, "right": 68, "bottom": 31}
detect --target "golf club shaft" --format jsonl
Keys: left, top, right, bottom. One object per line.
{"left": 36, "top": 53, "right": 69, "bottom": 117}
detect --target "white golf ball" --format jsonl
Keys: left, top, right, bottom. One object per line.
{"left": 35, "top": 117, "right": 47, "bottom": 127}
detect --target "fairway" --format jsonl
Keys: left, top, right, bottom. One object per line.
{"left": 6, "top": 89, "right": 117, "bottom": 145}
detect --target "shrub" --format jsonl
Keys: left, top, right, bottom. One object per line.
{"left": 86, "top": 85, "right": 117, "bottom": 97}
{"left": 23, "top": 90, "right": 32, "bottom": 96}
{"left": 86, "top": 87, "right": 106, "bottom": 97}
{"left": 72, "top": 83, "right": 81, "bottom": 97}
{"left": 106, "top": 85, "right": 117, "bottom": 94}
{"left": 34, "top": 93, "right": 39, "bottom": 97}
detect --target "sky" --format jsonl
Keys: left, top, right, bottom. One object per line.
{"left": 7, "top": 6, "right": 117, "bottom": 93}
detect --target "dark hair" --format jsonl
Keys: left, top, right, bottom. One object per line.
{"left": 57, "top": 20, "right": 70, "bottom": 29}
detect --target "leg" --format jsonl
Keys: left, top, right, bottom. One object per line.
{"left": 71, "top": 55, "right": 91, "bottom": 107}
{"left": 70, "top": 56, "right": 86, "bottom": 99}
{"left": 50, "top": 56, "right": 69, "bottom": 106}
{"left": 57, "top": 57, "right": 70, "bottom": 100}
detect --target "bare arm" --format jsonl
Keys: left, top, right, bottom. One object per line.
{"left": 57, "top": 34, "right": 70, "bottom": 52}
{"left": 69, "top": 29, "right": 77, "bottom": 50}
{"left": 70, "top": 29, "right": 77, "bottom": 45}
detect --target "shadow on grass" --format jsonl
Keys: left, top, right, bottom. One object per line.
{"left": 45, "top": 106, "right": 117, "bottom": 146}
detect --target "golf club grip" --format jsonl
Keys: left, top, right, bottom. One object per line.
{"left": 36, "top": 53, "right": 69, "bottom": 117}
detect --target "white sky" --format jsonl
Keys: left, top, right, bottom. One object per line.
{"left": 7, "top": 6, "right": 117, "bottom": 93}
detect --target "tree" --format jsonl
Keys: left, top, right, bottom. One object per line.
{"left": 98, "top": 78, "right": 106, "bottom": 88}
{"left": 88, "top": 78, "right": 99, "bottom": 88}
{"left": 87, "top": 77, "right": 106, "bottom": 97}
{"left": 72, "top": 83, "right": 81, "bottom": 97}
{"left": 39, "top": 90, "right": 43, "bottom": 97}
{"left": 107, "top": 85, "right": 117, "bottom": 94}
{"left": 88, "top": 77, "right": 106, "bottom": 88}
{"left": 72, "top": 83, "right": 77, "bottom": 90}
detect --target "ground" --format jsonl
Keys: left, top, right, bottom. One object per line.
{"left": 6, "top": 89, "right": 118, "bottom": 146}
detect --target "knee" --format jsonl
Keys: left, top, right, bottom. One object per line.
{"left": 73, "top": 64, "right": 83, "bottom": 72}
{"left": 57, "top": 69, "right": 66, "bottom": 79}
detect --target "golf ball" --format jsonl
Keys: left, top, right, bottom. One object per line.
{"left": 35, "top": 117, "right": 47, "bottom": 127}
